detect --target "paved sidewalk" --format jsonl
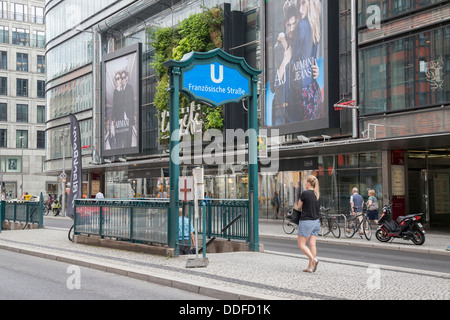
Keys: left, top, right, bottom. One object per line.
{"left": 0, "top": 219, "right": 449, "bottom": 300}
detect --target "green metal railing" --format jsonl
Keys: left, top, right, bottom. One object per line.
{"left": 0, "top": 193, "right": 44, "bottom": 229}
{"left": 73, "top": 198, "right": 250, "bottom": 252}
{"left": 74, "top": 199, "right": 170, "bottom": 245}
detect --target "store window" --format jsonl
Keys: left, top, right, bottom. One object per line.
{"left": 359, "top": 26, "right": 450, "bottom": 114}
{"left": 16, "top": 52, "right": 28, "bottom": 71}
{"left": 16, "top": 104, "right": 28, "bottom": 123}
{"left": 0, "top": 26, "right": 7, "bottom": 43}
{"left": 0, "top": 77, "right": 6, "bottom": 95}
{"left": 12, "top": 28, "right": 29, "bottom": 46}
{"left": 358, "top": 0, "right": 447, "bottom": 27}
{"left": 0, "top": 51, "right": 6, "bottom": 69}
{"left": 257, "top": 153, "right": 383, "bottom": 219}
{"left": 10, "top": 3, "right": 28, "bottom": 22}
{"left": 37, "top": 131, "right": 45, "bottom": 149}
{"left": 37, "top": 80, "right": 45, "bottom": 98}
{"left": 37, "top": 105, "right": 45, "bottom": 123}
{"left": 0, "top": 129, "right": 6, "bottom": 148}
{"left": 16, "top": 79, "right": 28, "bottom": 97}
{"left": 37, "top": 55, "right": 45, "bottom": 73}
{"left": 0, "top": 103, "right": 6, "bottom": 121}
{"left": 16, "top": 130, "right": 28, "bottom": 148}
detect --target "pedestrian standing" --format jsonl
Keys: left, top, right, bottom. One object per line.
{"left": 350, "top": 187, "right": 364, "bottom": 235}
{"left": 297, "top": 175, "right": 320, "bottom": 273}
{"left": 95, "top": 191, "right": 104, "bottom": 199}
{"left": 366, "top": 189, "right": 379, "bottom": 224}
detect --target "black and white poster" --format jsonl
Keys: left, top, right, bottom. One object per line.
{"left": 103, "top": 43, "right": 141, "bottom": 156}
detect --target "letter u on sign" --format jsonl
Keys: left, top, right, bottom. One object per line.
{"left": 211, "top": 64, "right": 224, "bottom": 84}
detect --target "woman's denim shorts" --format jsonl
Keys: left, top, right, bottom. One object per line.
{"left": 298, "top": 219, "right": 320, "bottom": 238}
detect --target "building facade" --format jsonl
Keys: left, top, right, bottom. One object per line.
{"left": 0, "top": 0, "right": 56, "bottom": 199}
{"left": 44, "top": 0, "right": 450, "bottom": 227}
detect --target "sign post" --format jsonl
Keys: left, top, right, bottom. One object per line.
{"left": 164, "top": 48, "right": 262, "bottom": 255}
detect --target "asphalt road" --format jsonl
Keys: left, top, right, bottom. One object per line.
{"left": 0, "top": 249, "right": 215, "bottom": 300}
{"left": 261, "top": 236, "right": 450, "bottom": 274}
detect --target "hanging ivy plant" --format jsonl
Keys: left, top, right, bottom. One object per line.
{"left": 148, "top": 7, "right": 224, "bottom": 144}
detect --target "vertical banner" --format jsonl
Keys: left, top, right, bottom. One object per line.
{"left": 67, "top": 114, "right": 82, "bottom": 220}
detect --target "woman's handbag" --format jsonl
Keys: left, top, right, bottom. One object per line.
{"left": 287, "top": 208, "right": 301, "bottom": 225}
{"left": 368, "top": 201, "right": 379, "bottom": 211}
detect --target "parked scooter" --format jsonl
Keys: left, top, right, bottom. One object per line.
{"left": 51, "top": 199, "right": 61, "bottom": 216}
{"left": 376, "top": 204, "right": 426, "bottom": 245}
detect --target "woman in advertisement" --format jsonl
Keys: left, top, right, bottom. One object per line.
{"left": 292, "top": 0, "right": 323, "bottom": 121}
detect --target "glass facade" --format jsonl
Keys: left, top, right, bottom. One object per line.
{"left": 358, "top": 0, "right": 447, "bottom": 27}
{"left": 47, "top": 73, "right": 93, "bottom": 119}
{"left": 45, "top": 0, "right": 118, "bottom": 41}
{"left": 359, "top": 26, "right": 450, "bottom": 114}
{"left": 46, "top": 32, "right": 93, "bottom": 81}
{"left": 46, "top": 119, "right": 92, "bottom": 161}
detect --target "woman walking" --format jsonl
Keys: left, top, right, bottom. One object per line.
{"left": 297, "top": 175, "right": 321, "bottom": 273}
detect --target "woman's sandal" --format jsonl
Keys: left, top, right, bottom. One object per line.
{"left": 303, "top": 267, "right": 313, "bottom": 273}
{"left": 312, "top": 258, "right": 319, "bottom": 272}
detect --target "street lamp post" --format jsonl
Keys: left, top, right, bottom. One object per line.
{"left": 19, "top": 136, "right": 24, "bottom": 197}
{"left": 59, "top": 128, "right": 69, "bottom": 216}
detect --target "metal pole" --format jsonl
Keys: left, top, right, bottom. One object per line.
{"left": 20, "top": 136, "right": 24, "bottom": 197}
{"left": 169, "top": 66, "right": 180, "bottom": 256}
{"left": 61, "top": 129, "right": 67, "bottom": 217}
{"left": 351, "top": 0, "right": 358, "bottom": 139}
{"left": 248, "top": 75, "right": 259, "bottom": 252}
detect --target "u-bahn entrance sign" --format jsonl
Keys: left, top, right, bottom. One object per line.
{"left": 164, "top": 48, "right": 262, "bottom": 254}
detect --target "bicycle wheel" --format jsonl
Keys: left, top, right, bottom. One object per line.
{"left": 329, "top": 218, "right": 341, "bottom": 238}
{"left": 344, "top": 217, "right": 356, "bottom": 238}
{"left": 282, "top": 216, "right": 296, "bottom": 234}
{"left": 363, "top": 218, "right": 372, "bottom": 241}
{"left": 68, "top": 225, "right": 74, "bottom": 242}
{"left": 318, "top": 216, "right": 329, "bottom": 237}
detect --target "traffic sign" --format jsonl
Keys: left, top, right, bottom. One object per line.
{"left": 60, "top": 172, "right": 67, "bottom": 180}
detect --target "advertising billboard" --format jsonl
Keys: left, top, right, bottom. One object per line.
{"left": 265, "top": 0, "right": 339, "bottom": 135}
{"left": 102, "top": 43, "right": 141, "bottom": 157}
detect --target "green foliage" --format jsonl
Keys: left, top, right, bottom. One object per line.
{"left": 148, "top": 7, "right": 224, "bottom": 143}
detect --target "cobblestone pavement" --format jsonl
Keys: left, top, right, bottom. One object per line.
{"left": 0, "top": 222, "right": 449, "bottom": 300}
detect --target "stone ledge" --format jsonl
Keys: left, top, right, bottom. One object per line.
{"left": 2, "top": 221, "right": 40, "bottom": 230}
{"left": 74, "top": 235, "right": 264, "bottom": 256}
{"left": 74, "top": 235, "right": 175, "bottom": 257}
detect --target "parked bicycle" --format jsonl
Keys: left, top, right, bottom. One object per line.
{"left": 344, "top": 210, "right": 372, "bottom": 240}
{"left": 282, "top": 209, "right": 297, "bottom": 234}
{"left": 318, "top": 207, "right": 341, "bottom": 238}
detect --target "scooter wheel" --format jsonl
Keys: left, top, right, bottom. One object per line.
{"left": 375, "top": 229, "right": 391, "bottom": 242}
{"left": 411, "top": 229, "right": 425, "bottom": 245}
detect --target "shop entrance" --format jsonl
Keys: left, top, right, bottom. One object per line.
{"left": 408, "top": 149, "right": 450, "bottom": 228}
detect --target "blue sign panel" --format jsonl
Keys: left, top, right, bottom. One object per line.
{"left": 182, "top": 62, "right": 250, "bottom": 107}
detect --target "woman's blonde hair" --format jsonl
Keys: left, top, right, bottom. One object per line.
{"left": 297, "top": 0, "right": 322, "bottom": 44}
{"left": 368, "top": 189, "right": 376, "bottom": 197}
{"left": 306, "top": 175, "right": 320, "bottom": 200}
